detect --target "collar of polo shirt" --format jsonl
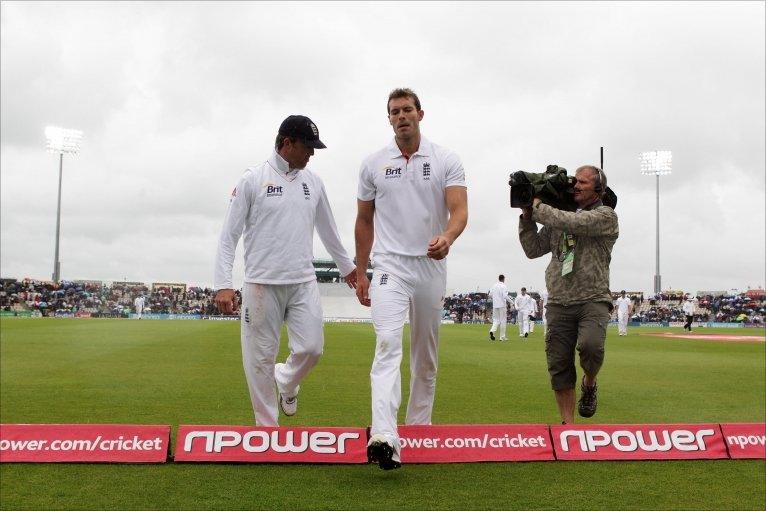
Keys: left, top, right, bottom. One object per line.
{"left": 269, "top": 150, "right": 300, "bottom": 179}
{"left": 387, "top": 136, "right": 433, "bottom": 159}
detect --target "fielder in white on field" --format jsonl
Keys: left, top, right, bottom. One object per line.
{"left": 355, "top": 88, "right": 468, "bottom": 470}
{"left": 214, "top": 115, "right": 357, "bottom": 427}
{"left": 133, "top": 295, "right": 145, "bottom": 319}
{"left": 540, "top": 288, "right": 549, "bottom": 335}
{"left": 514, "top": 287, "right": 534, "bottom": 338}
{"left": 615, "top": 290, "right": 633, "bottom": 336}
{"left": 488, "top": 275, "right": 510, "bottom": 341}
{"left": 529, "top": 294, "right": 539, "bottom": 333}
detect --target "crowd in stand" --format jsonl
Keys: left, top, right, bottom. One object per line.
{"left": 623, "top": 292, "right": 764, "bottom": 325}
{"left": 698, "top": 294, "right": 765, "bottom": 324}
{"left": 1, "top": 277, "right": 764, "bottom": 325}
{"left": 0, "top": 278, "right": 225, "bottom": 317}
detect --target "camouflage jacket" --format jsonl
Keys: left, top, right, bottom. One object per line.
{"left": 518, "top": 200, "right": 618, "bottom": 307}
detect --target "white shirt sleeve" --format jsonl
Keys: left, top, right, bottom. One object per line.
{"left": 444, "top": 151, "right": 466, "bottom": 188}
{"left": 357, "top": 159, "right": 376, "bottom": 201}
{"left": 213, "top": 174, "right": 253, "bottom": 290}
{"left": 315, "top": 180, "right": 355, "bottom": 277}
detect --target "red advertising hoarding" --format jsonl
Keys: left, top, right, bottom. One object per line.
{"left": 398, "top": 424, "right": 554, "bottom": 463}
{"left": 551, "top": 424, "right": 728, "bottom": 461}
{"left": 175, "top": 425, "right": 368, "bottom": 463}
{"left": 721, "top": 423, "right": 766, "bottom": 459}
{"left": 0, "top": 424, "right": 170, "bottom": 463}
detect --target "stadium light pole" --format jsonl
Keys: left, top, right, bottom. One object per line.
{"left": 45, "top": 126, "right": 83, "bottom": 283}
{"left": 640, "top": 150, "right": 672, "bottom": 295}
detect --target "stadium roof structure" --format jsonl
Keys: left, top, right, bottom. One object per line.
{"left": 152, "top": 282, "right": 186, "bottom": 292}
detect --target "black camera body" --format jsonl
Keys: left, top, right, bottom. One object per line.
{"left": 508, "top": 165, "right": 617, "bottom": 211}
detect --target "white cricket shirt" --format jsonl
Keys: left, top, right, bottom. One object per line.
{"left": 214, "top": 151, "right": 355, "bottom": 289}
{"left": 514, "top": 294, "right": 534, "bottom": 313}
{"left": 357, "top": 137, "right": 466, "bottom": 257}
{"left": 616, "top": 296, "right": 631, "bottom": 314}
{"left": 489, "top": 282, "right": 509, "bottom": 308}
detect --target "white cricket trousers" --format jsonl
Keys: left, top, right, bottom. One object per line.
{"left": 518, "top": 311, "right": 530, "bottom": 336}
{"left": 617, "top": 311, "right": 628, "bottom": 335}
{"left": 241, "top": 281, "right": 324, "bottom": 427}
{"left": 490, "top": 307, "right": 507, "bottom": 339}
{"left": 369, "top": 254, "right": 447, "bottom": 454}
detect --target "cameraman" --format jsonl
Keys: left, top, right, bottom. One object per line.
{"left": 517, "top": 166, "right": 618, "bottom": 424}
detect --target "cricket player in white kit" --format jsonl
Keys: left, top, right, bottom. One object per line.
{"left": 133, "top": 295, "right": 145, "bottom": 320}
{"left": 514, "top": 287, "right": 534, "bottom": 338}
{"left": 540, "top": 288, "right": 549, "bottom": 335}
{"left": 214, "top": 115, "right": 356, "bottom": 427}
{"left": 529, "top": 295, "right": 539, "bottom": 333}
{"left": 489, "top": 275, "right": 510, "bottom": 341}
{"left": 355, "top": 88, "right": 468, "bottom": 470}
{"left": 615, "top": 290, "right": 632, "bottom": 336}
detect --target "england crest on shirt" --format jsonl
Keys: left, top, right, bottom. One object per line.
{"left": 422, "top": 162, "right": 431, "bottom": 180}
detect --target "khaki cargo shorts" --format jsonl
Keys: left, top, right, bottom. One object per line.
{"left": 544, "top": 301, "right": 611, "bottom": 391}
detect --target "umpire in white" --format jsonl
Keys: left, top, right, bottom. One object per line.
{"left": 355, "top": 88, "right": 468, "bottom": 469}
{"left": 214, "top": 115, "right": 357, "bottom": 427}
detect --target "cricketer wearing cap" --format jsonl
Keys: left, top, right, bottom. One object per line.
{"left": 355, "top": 88, "right": 468, "bottom": 470}
{"left": 214, "top": 115, "right": 357, "bottom": 427}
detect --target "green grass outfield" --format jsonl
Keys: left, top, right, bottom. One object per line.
{"left": 1, "top": 318, "right": 764, "bottom": 510}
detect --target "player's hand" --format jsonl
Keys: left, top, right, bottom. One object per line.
{"left": 356, "top": 273, "right": 371, "bottom": 307}
{"left": 521, "top": 206, "right": 533, "bottom": 220}
{"left": 214, "top": 289, "right": 237, "bottom": 315}
{"left": 427, "top": 235, "right": 451, "bottom": 260}
{"left": 344, "top": 269, "right": 358, "bottom": 289}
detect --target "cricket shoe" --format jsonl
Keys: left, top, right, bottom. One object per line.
{"left": 274, "top": 363, "right": 299, "bottom": 416}
{"left": 577, "top": 377, "right": 598, "bottom": 418}
{"left": 367, "top": 434, "right": 401, "bottom": 470}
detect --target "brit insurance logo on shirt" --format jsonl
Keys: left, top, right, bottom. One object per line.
{"left": 264, "top": 182, "right": 284, "bottom": 198}
{"left": 382, "top": 165, "right": 402, "bottom": 179}
{"left": 302, "top": 182, "right": 311, "bottom": 200}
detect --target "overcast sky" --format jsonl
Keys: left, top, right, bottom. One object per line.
{"left": 1, "top": 1, "right": 764, "bottom": 295}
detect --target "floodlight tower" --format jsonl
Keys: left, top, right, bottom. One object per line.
{"left": 640, "top": 150, "right": 672, "bottom": 295}
{"left": 45, "top": 126, "right": 83, "bottom": 283}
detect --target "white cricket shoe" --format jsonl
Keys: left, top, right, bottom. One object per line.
{"left": 274, "top": 363, "right": 299, "bottom": 416}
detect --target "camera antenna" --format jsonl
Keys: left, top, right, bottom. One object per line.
{"left": 600, "top": 146, "right": 604, "bottom": 170}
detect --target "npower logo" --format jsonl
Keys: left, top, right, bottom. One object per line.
{"left": 175, "top": 426, "right": 369, "bottom": 463}
{"left": 184, "top": 429, "right": 359, "bottom": 454}
{"left": 552, "top": 424, "right": 728, "bottom": 460}
{"left": 559, "top": 428, "right": 715, "bottom": 452}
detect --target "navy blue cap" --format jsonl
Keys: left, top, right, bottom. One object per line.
{"left": 278, "top": 115, "right": 326, "bottom": 149}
